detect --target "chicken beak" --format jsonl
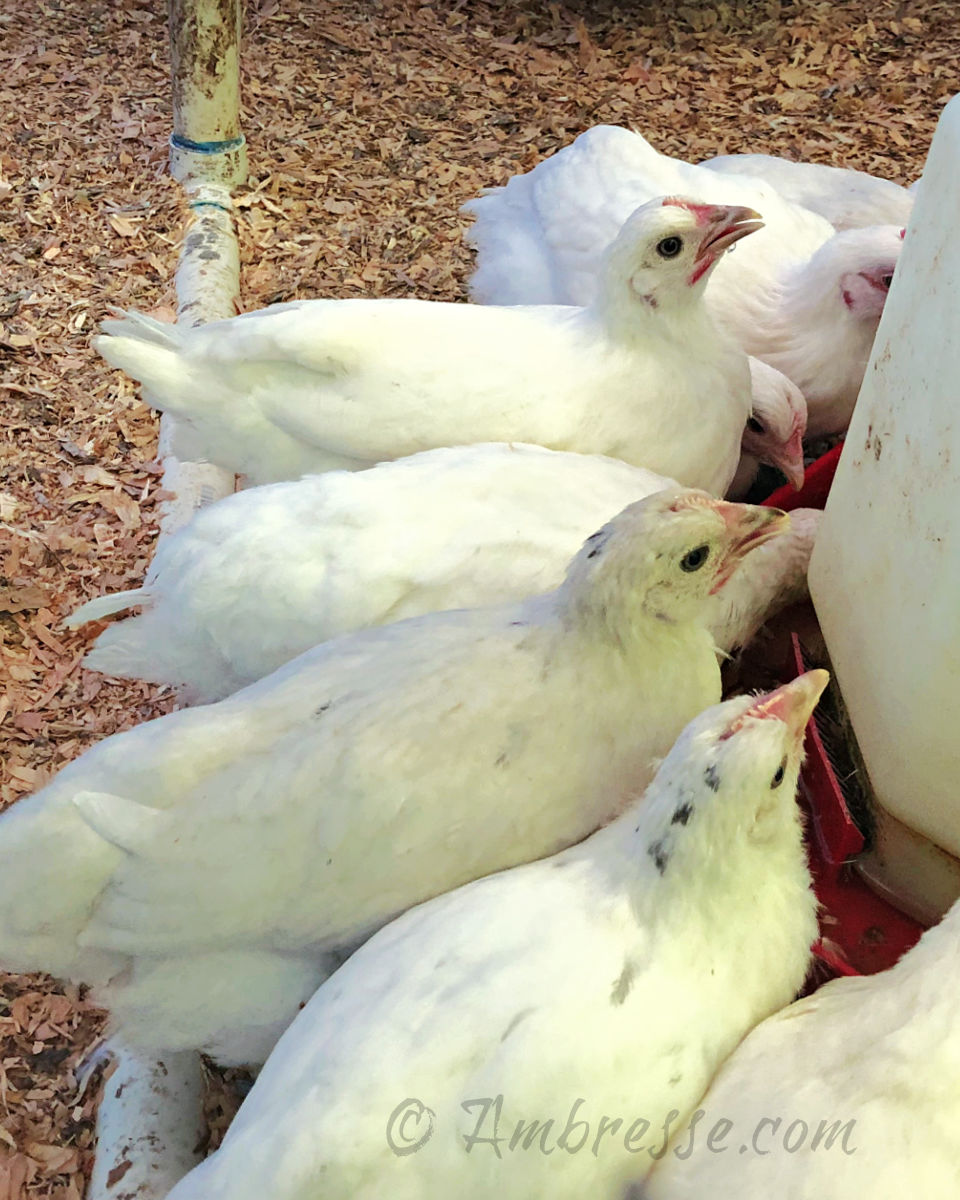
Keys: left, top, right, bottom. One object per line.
{"left": 686, "top": 204, "right": 764, "bottom": 285}
{"left": 720, "top": 669, "right": 830, "bottom": 744}
{"left": 697, "top": 205, "right": 765, "bottom": 259}
{"left": 753, "top": 670, "right": 830, "bottom": 745}
{"left": 708, "top": 501, "right": 790, "bottom": 595}
{"left": 778, "top": 426, "right": 806, "bottom": 491}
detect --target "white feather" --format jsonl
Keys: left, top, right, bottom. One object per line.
{"left": 642, "top": 902, "right": 960, "bottom": 1200}
{"left": 93, "top": 197, "right": 752, "bottom": 491}
{"left": 463, "top": 126, "right": 904, "bottom": 437}
{"left": 72, "top": 790, "right": 162, "bottom": 853}
{"left": 68, "top": 445, "right": 818, "bottom": 703}
{"left": 0, "top": 491, "right": 784, "bottom": 1065}
{"left": 700, "top": 152, "right": 915, "bottom": 231}
{"left": 463, "top": 126, "right": 834, "bottom": 308}
{"left": 163, "top": 685, "right": 820, "bottom": 1200}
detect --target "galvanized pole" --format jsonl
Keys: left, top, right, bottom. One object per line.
{"left": 87, "top": 1045, "right": 208, "bottom": 1199}
{"left": 89, "top": 5, "right": 248, "bottom": 1196}
{"left": 168, "top": 0, "right": 247, "bottom": 191}
{"left": 162, "top": 0, "right": 248, "bottom": 531}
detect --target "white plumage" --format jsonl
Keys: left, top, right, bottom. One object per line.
{"left": 700, "top": 152, "right": 915, "bottom": 231}
{"left": 67, "top": 444, "right": 819, "bottom": 704}
{"left": 463, "top": 126, "right": 904, "bottom": 437}
{"left": 0, "top": 492, "right": 785, "bottom": 1067}
{"left": 163, "top": 674, "right": 824, "bottom": 1200}
{"left": 464, "top": 126, "right": 833, "bottom": 308}
{"left": 733, "top": 357, "right": 806, "bottom": 496}
{"left": 641, "top": 901, "right": 960, "bottom": 1200}
{"left": 726, "top": 223, "right": 904, "bottom": 438}
{"left": 94, "top": 196, "right": 761, "bottom": 493}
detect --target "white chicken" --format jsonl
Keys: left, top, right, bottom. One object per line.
{"left": 733, "top": 357, "right": 806, "bottom": 496}
{"left": 162, "top": 673, "right": 825, "bottom": 1200}
{"left": 700, "top": 151, "right": 915, "bottom": 231}
{"left": 93, "top": 197, "right": 762, "bottom": 492}
{"left": 729, "top": 223, "right": 904, "bottom": 437}
{"left": 464, "top": 126, "right": 832, "bottom": 308}
{"left": 0, "top": 492, "right": 785, "bottom": 1066}
{"left": 640, "top": 899, "right": 960, "bottom": 1200}
{"left": 68, "top": 444, "right": 819, "bottom": 704}
{"left": 463, "top": 125, "right": 904, "bottom": 437}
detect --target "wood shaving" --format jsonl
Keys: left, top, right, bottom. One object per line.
{"left": 0, "top": 0, "right": 950, "bottom": 1191}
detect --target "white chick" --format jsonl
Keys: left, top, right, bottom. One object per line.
{"left": 463, "top": 126, "right": 903, "bottom": 437}
{"left": 94, "top": 196, "right": 762, "bottom": 493}
{"left": 732, "top": 357, "right": 807, "bottom": 496}
{"left": 67, "top": 445, "right": 818, "bottom": 703}
{"left": 0, "top": 492, "right": 785, "bottom": 1067}
{"left": 162, "top": 672, "right": 825, "bottom": 1200}
{"left": 641, "top": 898, "right": 960, "bottom": 1200}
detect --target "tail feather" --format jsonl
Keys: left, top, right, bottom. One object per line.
{"left": 64, "top": 587, "right": 149, "bottom": 629}
{"left": 73, "top": 791, "right": 163, "bottom": 855}
{"left": 81, "top": 611, "right": 179, "bottom": 686}
{"left": 461, "top": 181, "right": 558, "bottom": 305}
{"left": 81, "top": 609, "right": 242, "bottom": 702}
{"left": 99, "top": 951, "right": 331, "bottom": 1065}
{"left": 93, "top": 310, "right": 190, "bottom": 415}
{"left": 99, "top": 308, "right": 183, "bottom": 346}
{"left": 0, "top": 785, "right": 125, "bottom": 983}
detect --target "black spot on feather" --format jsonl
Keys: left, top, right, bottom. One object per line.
{"left": 500, "top": 1008, "right": 536, "bottom": 1042}
{"left": 704, "top": 763, "right": 721, "bottom": 792}
{"left": 671, "top": 802, "right": 694, "bottom": 826}
{"left": 648, "top": 838, "right": 669, "bottom": 875}
{"left": 610, "top": 961, "right": 635, "bottom": 1005}
{"left": 585, "top": 529, "right": 609, "bottom": 558}
{"left": 314, "top": 701, "right": 332, "bottom": 719}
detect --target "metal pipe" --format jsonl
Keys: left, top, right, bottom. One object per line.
{"left": 159, "top": 186, "right": 243, "bottom": 528}
{"left": 160, "top": 0, "right": 248, "bottom": 534}
{"left": 89, "top": 6, "right": 249, "bottom": 1196}
{"left": 87, "top": 1045, "right": 208, "bottom": 1199}
{"left": 169, "top": 0, "right": 247, "bottom": 190}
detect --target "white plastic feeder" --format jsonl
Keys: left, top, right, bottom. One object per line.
{"left": 809, "top": 93, "right": 960, "bottom": 920}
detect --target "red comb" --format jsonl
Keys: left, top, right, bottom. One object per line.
{"left": 660, "top": 197, "right": 718, "bottom": 226}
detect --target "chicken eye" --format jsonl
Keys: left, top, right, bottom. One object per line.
{"left": 679, "top": 544, "right": 710, "bottom": 572}
{"left": 656, "top": 236, "right": 683, "bottom": 259}
{"left": 881, "top": 274, "right": 893, "bottom": 289}
{"left": 746, "top": 416, "right": 765, "bottom": 434}
{"left": 770, "top": 756, "right": 788, "bottom": 788}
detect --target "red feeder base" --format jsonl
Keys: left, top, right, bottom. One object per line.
{"left": 758, "top": 443, "right": 927, "bottom": 984}
{"left": 790, "top": 634, "right": 926, "bottom": 983}
{"left": 764, "top": 440, "right": 845, "bottom": 513}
